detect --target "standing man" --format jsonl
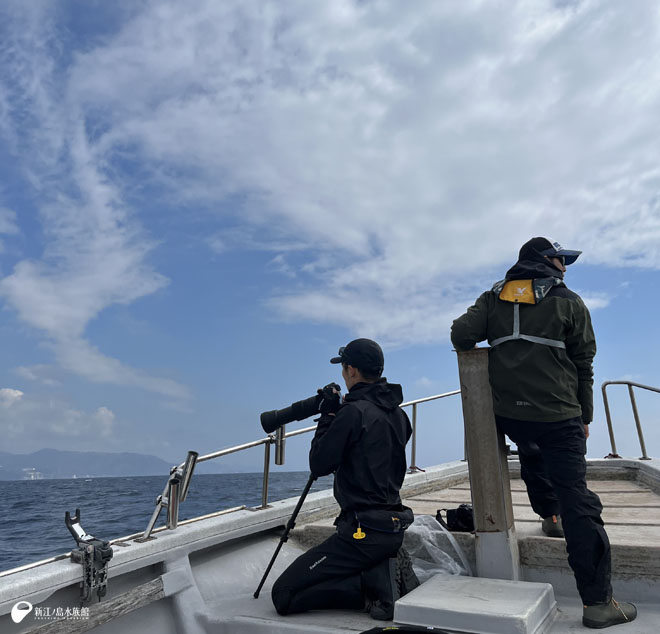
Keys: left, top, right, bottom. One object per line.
{"left": 271, "top": 338, "right": 419, "bottom": 621}
{"left": 451, "top": 237, "right": 636, "bottom": 629}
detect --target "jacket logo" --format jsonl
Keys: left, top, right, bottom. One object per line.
{"left": 515, "top": 287, "right": 527, "bottom": 296}
{"left": 516, "top": 401, "right": 531, "bottom": 406}
{"left": 309, "top": 556, "right": 327, "bottom": 570}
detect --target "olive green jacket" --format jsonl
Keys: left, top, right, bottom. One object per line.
{"left": 451, "top": 273, "right": 596, "bottom": 423}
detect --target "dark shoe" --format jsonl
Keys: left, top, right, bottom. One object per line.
{"left": 541, "top": 514, "right": 564, "bottom": 538}
{"left": 583, "top": 599, "right": 637, "bottom": 629}
{"left": 396, "top": 548, "right": 420, "bottom": 597}
{"left": 367, "top": 597, "right": 395, "bottom": 621}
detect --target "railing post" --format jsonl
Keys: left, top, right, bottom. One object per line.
{"left": 166, "top": 476, "right": 181, "bottom": 529}
{"left": 601, "top": 384, "right": 621, "bottom": 458}
{"left": 275, "top": 425, "right": 286, "bottom": 465}
{"left": 408, "top": 403, "right": 419, "bottom": 473}
{"left": 261, "top": 439, "right": 272, "bottom": 509}
{"left": 628, "top": 385, "right": 651, "bottom": 460}
{"left": 456, "top": 348, "right": 521, "bottom": 581}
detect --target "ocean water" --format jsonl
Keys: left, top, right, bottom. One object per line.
{"left": 0, "top": 471, "right": 334, "bottom": 572}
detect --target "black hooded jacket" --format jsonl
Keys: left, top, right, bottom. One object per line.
{"left": 309, "top": 379, "right": 412, "bottom": 512}
{"left": 451, "top": 254, "right": 596, "bottom": 423}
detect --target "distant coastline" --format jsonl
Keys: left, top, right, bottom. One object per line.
{"left": 0, "top": 449, "right": 256, "bottom": 480}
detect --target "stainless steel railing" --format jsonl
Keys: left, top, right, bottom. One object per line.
{"left": 197, "top": 388, "right": 461, "bottom": 507}
{"left": 403, "top": 390, "right": 461, "bottom": 472}
{"left": 602, "top": 380, "right": 660, "bottom": 460}
{"left": 140, "top": 388, "right": 460, "bottom": 538}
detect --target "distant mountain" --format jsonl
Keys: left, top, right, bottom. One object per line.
{"left": 0, "top": 449, "right": 260, "bottom": 480}
{"left": 0, "top": 449, "right": 174, "bottom": 480}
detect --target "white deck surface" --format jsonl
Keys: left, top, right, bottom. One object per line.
{"left": 205, "top": 581, "right": 660, "bottom": 634}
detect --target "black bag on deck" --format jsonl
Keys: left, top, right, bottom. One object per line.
{"left": 435, "top": 504, "right": 474, "bottom": 532}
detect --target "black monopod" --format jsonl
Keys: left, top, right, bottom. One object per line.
{"left": 253, "top": 473, "right": 317, "bottom": 598}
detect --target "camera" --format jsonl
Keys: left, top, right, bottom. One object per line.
{"left": 260, "top": 383, "right": 341, "bottom": 433}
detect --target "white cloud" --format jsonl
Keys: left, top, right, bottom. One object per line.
{"left": 1, "top": 390, "right": 120, "bottom": 449}
{"left": 14, "top": 365, "right": 60, "bottom": 387}
{"left": 0, "top": 208, "right": 19, "bottom": 235}
{"left": 207, "top": 227, "right": 308, "bottom": 255}
{"left": 580, "top": 293, "right": 612, "bottom": 311}
{"left": 2, "top": 0, "right": 660, "bottom": 356}
{"left": 267, "top": 254, "right": 297, "bottom": 278}
{"left": 0, "top": 387, "right": 23, "bottom": 407}
{"left": 0, "top": 207, "right": 19, "bottom": 253}
{"left": 414, "top": 376, "right": 444, "bottom": 393}
{"left": 0, "top": 4, "right": 185, "bottom": 398}
{"left": 53, "top": 338, "right": 189, "bottom": 399}
{"left": 616, "top": 373, "right": 643, "bottom": 383}
{"left": 72, "top": 1, "right": 660, "bottom": 340}
{"left": 93, "top": 406, "right": 115, "bottom": 438}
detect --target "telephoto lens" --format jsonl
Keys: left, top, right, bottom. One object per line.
{"left": 260, "top": 394, "right": 321, "bottom": 434}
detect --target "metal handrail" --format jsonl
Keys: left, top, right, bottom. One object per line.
{"left": 401, "top": 390, "right": 461, "bottom": 472}
{"left": 602, "top": 380, "right": 660, "bottom": 460}
{"left": 140, "top": 388, "right": 461, "bottom": 539}
{"left": 196, "top": 389, "right": 461, "bottom": 507}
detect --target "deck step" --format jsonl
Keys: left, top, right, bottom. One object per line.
{"left": 394, "top": 574, "right": 557, "bottom": 634}
{"left": 293, "top": 517, "right": 660, "bottom": 581}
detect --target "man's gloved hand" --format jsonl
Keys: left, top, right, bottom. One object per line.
{"left": 317, "top": 382, "right": 342, "bottom": 415}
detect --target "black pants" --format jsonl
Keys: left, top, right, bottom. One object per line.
{"left": 271, "top": 518, "right": 404, "bottom": 615}
{"left": 496, "top": 415, "right": 612, "bottom": 605}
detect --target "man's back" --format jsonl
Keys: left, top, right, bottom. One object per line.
{"left": 310, "top": 379, "right": 411, "bottom": 511}
{"left": 451, "top": 252, "right": 596, "bottom": 423}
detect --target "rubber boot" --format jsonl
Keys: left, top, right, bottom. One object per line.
{"left": 541, "top": 514, "right": 564, "bottom": 538}
{"left": 583, "top": 599, "right": 637, "bottom": 629}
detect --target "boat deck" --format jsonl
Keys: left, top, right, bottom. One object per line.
{"left": 206, "top": 585, "right": 660, "bottom": 634}
{"left": 405, "top": 476, "right": 660, "bottom": 576}
{"left": 3, "top": 459, "right": 660, "bottom": 634}
{"left": 279, "top": 465, "right": 660, "bottom": 633}
{"left": 205, "top": 469, "right": 660, "bottom": 634}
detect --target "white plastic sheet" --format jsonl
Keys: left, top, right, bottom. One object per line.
{"left": 404, "top": 514, "right": 472, "bottom": 582}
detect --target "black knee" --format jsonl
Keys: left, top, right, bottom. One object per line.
{"left": 271, "top": 580, "right": 292, "bottom": 615}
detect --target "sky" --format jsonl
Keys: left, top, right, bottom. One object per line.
{"left": 1, "top": 0, "right": 660, "bottom": 473}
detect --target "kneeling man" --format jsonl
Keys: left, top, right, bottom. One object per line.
{"left": 272, "top": 338, "right": 419, "bottom": 620}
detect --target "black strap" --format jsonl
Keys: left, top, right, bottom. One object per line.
{"left": 435, "top": 508, "right": 451, "bottom": 531}
{"left": 360, "top": 626, "right": 451, "bottom": 633}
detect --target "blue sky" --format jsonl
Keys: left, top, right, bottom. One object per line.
{"left": 1, "top": 0, "right": 660, "bottom": 472}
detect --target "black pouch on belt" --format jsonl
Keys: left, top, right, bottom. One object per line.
{"left": 355, "top": 505, "right": 414, "bottom": 534}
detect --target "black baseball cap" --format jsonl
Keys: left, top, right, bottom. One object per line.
{"left": 330, "top": 338, "right": 384, "bottom": 372}
{"left": 519, "top": 237, "right": 582, "bottom": 266}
